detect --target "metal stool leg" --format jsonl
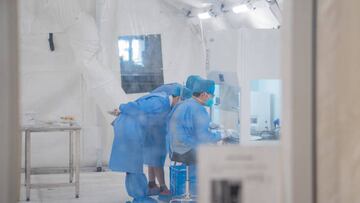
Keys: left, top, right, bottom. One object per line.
{"left": 185, "top": 166, "right": 191, "bottom": 199}
{"left": 170, "top": 165, "right": 196, "bottom": 203}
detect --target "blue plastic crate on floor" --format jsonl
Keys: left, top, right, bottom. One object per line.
{"left": 170, "top": 164, "right": 186, "bottom": 196}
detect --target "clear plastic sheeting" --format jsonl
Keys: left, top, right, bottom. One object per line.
{"left": 19, "top": 0, "right": 126, "bottom": 168}
{"left": 114, "top": 0, "right": 206, "bottom": 85}
{"left": 19, "top": 0, "right": 207, "bottom": 168}
{"left": 18, "top": 0, "right": 282, "bottom": 166}
{"left": 67, "top": 11, "right": 126, "bottom": 114}
{"left": 18, "top": 0, "right": 283, "bottom": 202}
{"left": 21, "top": 0, "right": 127, "bottom": 120}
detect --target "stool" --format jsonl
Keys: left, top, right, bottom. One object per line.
{"left": 170, "top": 151, "right": 196, "bottom": 203}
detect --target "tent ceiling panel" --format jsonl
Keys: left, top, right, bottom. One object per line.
{"left": 161, "top": 0, "right": 281, "bottom": 30}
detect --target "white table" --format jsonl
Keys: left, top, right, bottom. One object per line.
{"left": 22, "top": 122, "right": 81, "bottom": 201}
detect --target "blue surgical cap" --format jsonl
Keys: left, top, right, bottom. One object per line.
{"left": 151, "top": 83, "right": 182, "bottom": 97}
{"left": 192, "top": 79, "right": 215, "bottom": 95}
{"left": 186, "top": 75, "right": 202, "bottom": 91}
{"left": 180, "top": 87, "right": 193, "bottom": 100}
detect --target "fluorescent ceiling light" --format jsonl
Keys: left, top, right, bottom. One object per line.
{"left": 232, "top": 4, "right": 250, "bottom": 13}
{"left": 198, "top": 12, "right": 211, "bottom": 19}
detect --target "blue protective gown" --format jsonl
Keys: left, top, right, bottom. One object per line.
{"left": 142, "top": 99, "right": 172, "bottom": 167}
{"left": 167, "top": 97, "right": 221, "bottom": 195}
{"left": 109, "top": 92, "right": 171, "bottom": 173}
{"left": 109, "top": 92, "right": 171, "bottom": 200}
{"left": 151, "top": 83, "right": 182, "bottom": 96}
{"left": 167, "top": 98, "right": 221, "bottom": 154}
{"left": 126, "top": 173, "right": 157, "bottom": 203}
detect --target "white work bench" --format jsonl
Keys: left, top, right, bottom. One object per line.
{"left": 22, "top": 122, "right": 81, "bottom": 201}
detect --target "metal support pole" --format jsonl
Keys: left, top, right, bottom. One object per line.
{"left": 24, "top": 132, "right": 27, "bottom": 187}
{"left": 69, "top": 131, "right": 74, "bottom": 183}
{"left": 75, "top": 130, "right": 80, "bottom": 198}
{"left": 25, "top": 131, "right": 31, "bottom": 201}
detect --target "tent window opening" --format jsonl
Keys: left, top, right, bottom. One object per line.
{"left": 118, "top": 34, "right": 164, "bottom": 94}
{"left": 131, "top": 39, "right": 145, "bottom": 66}
{"left": 118, "top": 40, "right": 130, "bottom": 61}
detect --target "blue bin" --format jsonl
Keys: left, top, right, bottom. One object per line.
{"left": 170, "top": 164, "right": 186, "bottom": 196}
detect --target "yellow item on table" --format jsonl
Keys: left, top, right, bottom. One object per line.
{"left": 60, "top": 116, "right": 75, "bottom": 121}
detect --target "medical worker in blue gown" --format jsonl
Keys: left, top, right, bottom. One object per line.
{"left": 139, "top": 83, "right": 184, "bottom": 196}
{"left": 167, "top": 78, "right": 224, "bottom": 195}
{"left": 109, "top": 84, "right": 187, "bottom": 202}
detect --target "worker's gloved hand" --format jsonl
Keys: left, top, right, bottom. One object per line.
{"left": 218, "top": 129, "right": 230, "bottom": 140}
{"left": 220, "top": 129, "right": 240, "bottom": 140}
{"left": 226, "top": 129, "right": 240, "bottom": 139}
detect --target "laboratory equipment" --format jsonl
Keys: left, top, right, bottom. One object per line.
{"left": 250, "top": 79, "right": 281, "bottom": 140}
{"left": 207, "top": 71, "right": 241, "bottom": 143}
